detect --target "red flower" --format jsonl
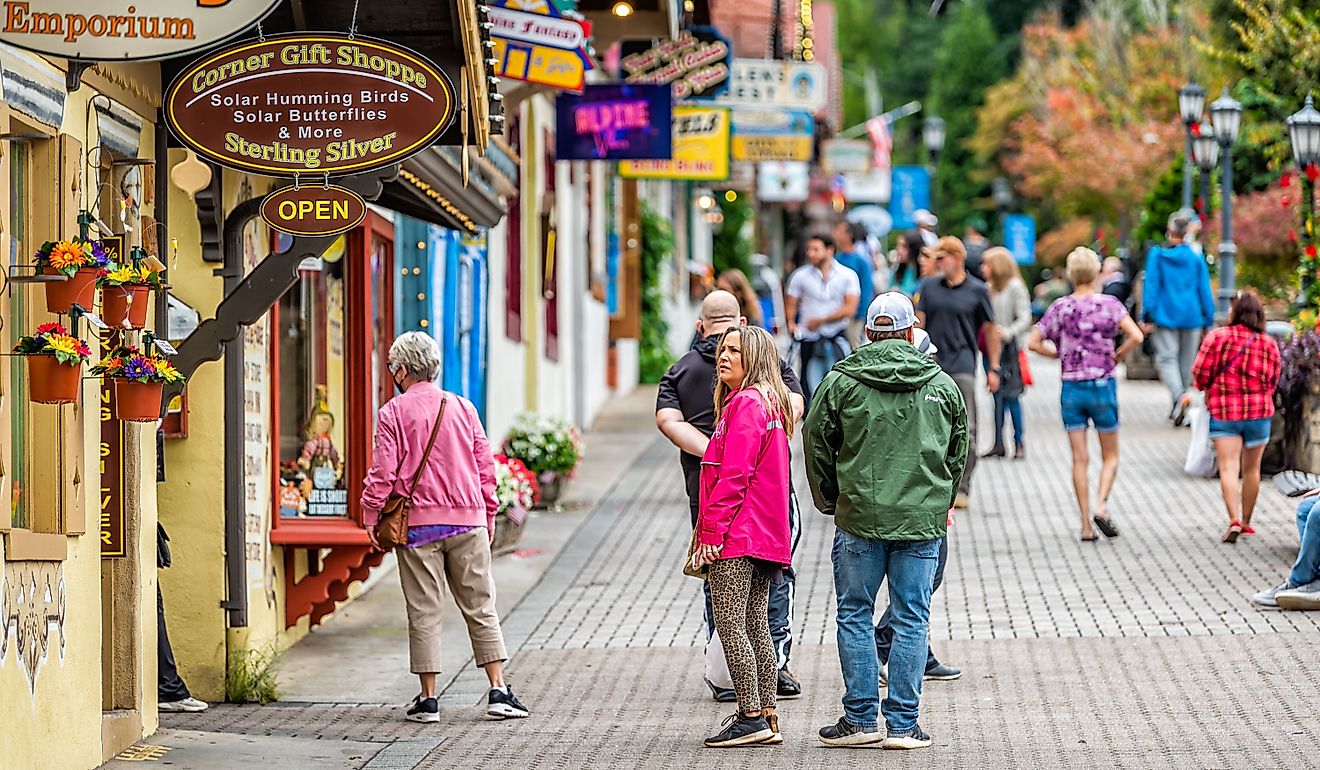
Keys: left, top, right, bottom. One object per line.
{"left": 1306, "top": 244, "right": 1318, "bottom": 258}
{"left": 1190, "top": 122, "right": 1202, "bottom": 137}
{"left": 35, "top": 322, "right": 65, "bottom": 335}
{"left": 1309, "top": 164, "right": 1320, "bottom": 183}
{"left": 1282, "top": 171, "right": 1293, "bottom": 187}
{"left": 1283, "top": 195, "right": 1293, "bottom": 207}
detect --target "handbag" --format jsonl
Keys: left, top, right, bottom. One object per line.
{"left": 1019, "top": 348, "right": 1034, "bottom": 387}
{"left": 683, "top": 529, "right": 708, "bottom": 579}
{"left": 1184, "top": 334, "right": 1256, "bottom": 479}
{"left": 374, "top": 397, "right": 448, "bottom": 550}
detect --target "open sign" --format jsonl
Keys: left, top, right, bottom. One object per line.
{"left": 260, "top": 184, "right": 367, "bottom": 238}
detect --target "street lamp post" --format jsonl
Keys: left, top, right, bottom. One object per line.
{"left": 923, "top": 116, "right": 945, "bottom": 214}
{"left": 1210, "top": 87, "right": 1243, "bottom": 312}
{"left": 1192, "top": 126, "right": 1218, "bottom": 221}
{"left": 1178, "top": 81, "right": 1206, "bottom": 213}
{"left": 1288, "top": 95, "right": 1320, "bottom": 308}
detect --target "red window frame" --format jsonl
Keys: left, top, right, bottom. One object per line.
{"left": 505, "top": 113, "right": 523, "bottom": 342}
{"left": 543, "top": 129, "right": 559, "bottom": 361}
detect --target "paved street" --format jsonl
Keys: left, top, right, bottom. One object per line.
{"left": 133, "top": 361, "right": 1320, "bottom": 769}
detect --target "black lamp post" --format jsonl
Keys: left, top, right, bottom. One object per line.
{"left": 1210, "top": 87, "right": 1242, "bottom": 312}
{"left": 1178, "top": 81, "right": 1206, "bottom": 213}
{"left": 1290, "top": 95, "right": 1320, "bottom": 308}
{"left": 923, "top": 116, "right": 945, "bottom": 214}
{"left": 1192, "top": 126, "right": 1218, "bottom": 220}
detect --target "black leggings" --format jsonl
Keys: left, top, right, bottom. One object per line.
{"left": 708, "top": 557, "right": 777, "bottom": 713}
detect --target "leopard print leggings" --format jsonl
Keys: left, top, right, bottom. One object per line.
{"left": 708, "top": 557, "right": 777, "bottom": 714}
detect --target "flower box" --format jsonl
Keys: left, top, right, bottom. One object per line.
{"left": 35, "top": 239, "right": 109, "bottom": 314}
{"left": 90, "top": 344, "right": 185, "bottom": 422}
{"left": 100, "top": 285, "right": 151, "bottom": 329}
{"left": 13, "top": 323, "right": 90, "bottom": 405}
{"left": 500, "top": 414, "right": 584, "bottom": 507}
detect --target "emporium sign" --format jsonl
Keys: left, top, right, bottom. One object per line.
{"left": 619, "top": 26, "right": 730, "bottom": 101}
{"left": 261, "top": 184, "right": 367, "bottom": 237}
{"left": 0, "top": 0, "right": 281, "bottom": 61}
{"left": 165, "top": 33, "right": 456, "bottom": 176}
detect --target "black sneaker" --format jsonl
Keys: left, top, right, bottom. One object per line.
{"left": 776, "top": 668, "right": 802, "bottom": 700}
{"left": 704, "top": 713, "right": 773, "bottom": 747}
{"left": 487, "top": 686, "right": 530, "bottom": 718}
{"left": 818, "top": 717, "right": 882, "bottom": 746}
{"left": 924, "top": 663, "right": 962, "bottom": 681}
{"left": 705, "top": 678, "right": 737, "bottom": 703}
{"left": 405, "top": 695, "right": 439, "bottom": 723}
{"left": 883, "top": 724, "right": 933, "bottom": 750}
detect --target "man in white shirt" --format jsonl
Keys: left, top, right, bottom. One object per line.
{"left": 786, "top": 233, "right": 860, "bottom": 403}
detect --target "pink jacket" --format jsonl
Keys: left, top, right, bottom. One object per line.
{"left": 360, "top": 382, "right": 498, "bottom": 532}
{"left": 697, "top": 388, "right": 791, "bottom": 566}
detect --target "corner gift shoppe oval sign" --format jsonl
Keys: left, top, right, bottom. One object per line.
{"left": 165, "top": 33, "right": 456, "bottom": 177}
{"left": 0, "top": 1, "right": 282, "bottom": 61}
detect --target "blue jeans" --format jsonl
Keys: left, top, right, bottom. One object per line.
{"left": 1060, "top": 378, "right": 1119, "bottom": 433}
{"left": 1291, "top": 496, "right": 1320, "bottom": 587}
{"left": 993, "top": 393, "right": 1024, "bottom": 448}
{"left": 875, "top": 536, "right": 947, "bottom": 670}
{"left": 833, "top": 529, "right": 940, "bottom": 734}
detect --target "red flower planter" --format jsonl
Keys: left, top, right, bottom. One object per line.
{"left": 112, "top": 379, "right": 163, "bottom": 422}
{"left": 43, "top": 267, "right": 98, "bottom": 315}
{"left": 101, "top": 285, "right": 150, "bottom": 329}
{"left": 27, "top": 355, "right": 81, "bottom": 404}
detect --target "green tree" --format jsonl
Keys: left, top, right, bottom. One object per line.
{"left": 638, "top": 203, "right": 673, "bottom": 384}
{"left": 712, "top": 193, "right": 753, "bottom": 276}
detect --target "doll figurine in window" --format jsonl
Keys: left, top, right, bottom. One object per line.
{"left": 298, "top": 385, "right": 342, "bottom": 490}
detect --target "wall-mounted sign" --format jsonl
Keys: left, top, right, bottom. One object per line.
{"left": 889, "top": 165, "right": 931, "bottom": 231}
{"left": 821, "top": 139, "right": 872, "bottom": 175}
{"left": 555, "top": 83, "right": 672, "bottom": 161}
{"left": 99, "top": 235, "right": 126, "bottom": 558}
{"left": 1004, "top": 214, "right": 1037, "bottom": 265}
{"left": 0, "top": 0, "right": 281, "bottom": 61}
{"left": 261, "top": 184, "right": 367, "bottom": 237}
{"left": 619, "top": 26, "right": 731, "bottom": 101}
{"left": 758, "top": 161, "right": 810, "bottom": 202}
{"left": 165, "top": 34, "right": 456, "bottom": 177}
{"left": 620, "top": 106, "right": 729, "bottom": 181}
{"left": 719, "top": 59, "right": 828, "bottom": 111}
{"left": 490, "top": 3, "right": 593, "bottom": 92}
{"left": 731, "top": 108, "right": 814, "bottom": 162}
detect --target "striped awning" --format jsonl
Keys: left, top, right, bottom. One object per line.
{"left": 0, "top": 42, "right": 65, "bottom": 131}
{"left": 93, "top": 99, "right": 144, "bottom": 159}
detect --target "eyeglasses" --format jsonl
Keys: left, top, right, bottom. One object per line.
{"left": 387, "top": 362, "right": 401, "bottom": 375}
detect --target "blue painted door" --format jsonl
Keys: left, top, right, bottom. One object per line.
{"left": 438, "top": 230, "right": 489, "bottom": 421}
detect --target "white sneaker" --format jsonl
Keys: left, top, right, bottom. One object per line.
{"left": 1251, "top": 581, "right": 1297, "bottom": 609}
{"left": 1276, "top": 580, "right": 1320, "bottom": 610}
{"left": 159, "top": 696, "right": 209, "bottom": 712}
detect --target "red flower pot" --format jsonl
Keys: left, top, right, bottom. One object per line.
{"left": 101, "top": 285, "right": 150, "bottom": 329}
{"left": 27, "top": 355, "right": 81, "bottom": 404}
{"left": 43, "top": 267, "right": 99, "bottom": 315}
{"left": 112, "top": 379, "right": 163, "bottom": 422}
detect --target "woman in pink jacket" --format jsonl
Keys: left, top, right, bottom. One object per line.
{"left": 361, "top": 332, "right": 529, "bottom": 724}
{"left": 691, "top": 325, "right": 793, "bottom": 748}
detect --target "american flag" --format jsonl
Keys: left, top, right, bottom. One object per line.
{"left": 866, "top": 115, "right": 891, "bottom": 170}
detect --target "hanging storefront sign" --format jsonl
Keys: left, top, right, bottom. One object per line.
{"left": 490, "top": 3, "right": 593, "bottom": 92}
{"left": 165, "top": 34, "right": 457, "bottom": 177}
{"left": 889, "top": 165, "right": 931, "bottom": 230}
{"left": 99, "top": 234, "right": 126, "bottom": 558}
{"left": 620, "top": 106, "right": 730, "bottom": 181}
{"left": 731, "top": 108, "right": 814, "bottom": 162}
{"left": 555, "top": 83, "right": 672, "bottom": 161}
{"left": 619, "top": 26, "right": 731, "bottom": 101}
{"left": 1004, "top": 214, "right": 1037, "bottom": 265}
{"left": 719, "top": 59, "right": 828, "bottom": 111}
{"left": 821, "top": 139, "right": 872, "bottom": 175}
{"left": 758, "top": 161, "right": 810, "bottom": 202}
{"left": 261, "top": 184, "right": 368, "bottom": 237}
{"left": 0, "top": 0, "right": 281, "bottom": 61}
{"left": 842, "top": 168, "right": 892, "bottom": 203}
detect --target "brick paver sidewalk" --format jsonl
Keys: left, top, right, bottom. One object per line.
{"left": 152, "top": 361, "right": 1320, "bottom": 769}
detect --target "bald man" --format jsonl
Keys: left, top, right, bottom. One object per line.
{"left": 656, "top": 290, "right": 807, "bottom": 702}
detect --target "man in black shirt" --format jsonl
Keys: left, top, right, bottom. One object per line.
{"left": 656, "top": 290, "right": 806, "bottom": 702}
{"left": 916, "top": 236, "right": 1001, "bottom": 510}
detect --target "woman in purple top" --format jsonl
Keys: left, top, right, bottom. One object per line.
{"left": 1029, "top": 248, "right": 1144, "bottom": 541}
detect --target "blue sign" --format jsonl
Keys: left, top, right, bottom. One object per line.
{"left": 1003, "top": 214, "right": 1037, "bottom": 265}
{"left": 888, "top": 166, "right": 930, "bottom": 231}
{"left": 555, "top": 84, "right": 672, "bottom": 161}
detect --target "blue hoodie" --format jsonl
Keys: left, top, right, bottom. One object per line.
{"left": 1141, "top": 243, "right": 1215, "bottom": 330}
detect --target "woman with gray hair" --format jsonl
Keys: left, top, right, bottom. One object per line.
{"left": 361, "top": 331, "right": 529, "bottom": 723}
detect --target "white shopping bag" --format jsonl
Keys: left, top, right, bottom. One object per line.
{"left": 704, "top": 628, "right": 734, "bottom": 690}
{"left": 1184, "top": 400, "right": 1217, "bottom": 478}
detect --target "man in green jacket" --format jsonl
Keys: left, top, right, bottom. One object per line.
{"left": 805, "top": 292, "right": 968, "bottom": 751}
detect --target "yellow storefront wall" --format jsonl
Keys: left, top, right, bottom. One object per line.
{"left": 0, "top": 64, "right": 162, "bottom": 768}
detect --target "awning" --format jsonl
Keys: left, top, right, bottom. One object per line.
{"left": 382, "top": 148, "right": 508, "bottom": 233}
{"left": 0, "top": 42, "right": 66, "bottom": 131}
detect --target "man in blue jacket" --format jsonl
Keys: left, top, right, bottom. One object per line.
{"left": 1141, "top": 212, "right": 1215, "bottom": 421}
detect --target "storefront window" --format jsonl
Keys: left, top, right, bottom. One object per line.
{"left": 7, "top": 142, "right": 29, "bottom": 529}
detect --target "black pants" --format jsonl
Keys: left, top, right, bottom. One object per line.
{"left": 158, "top": 586, "right": 191, "bottom": 702}
{"left": 874, "top": 535, "right": 948, "bottom": 671}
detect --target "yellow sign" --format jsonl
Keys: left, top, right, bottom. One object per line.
{"left": 732, "top": 134, "right": 813, "bottom": 162}
{"left": 620, "top": 106, "right": 730, "bottom": 181}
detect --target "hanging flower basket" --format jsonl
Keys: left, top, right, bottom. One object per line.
{"left": 13, "top": 323, "right": 91, "bottom": 405}
{"left": 34, "top": 239, "right": 109, "bottom": 315}
{"left": 100, "top": 285, "right": 150, "bottom": 329}
{"left": 500, "top": 413, "right": 584, "bottom": 510}
{"left": 112, "top": 379, "right": 164, "bottom": 422}
{"left": 90, "top": 344, "right": 185, "bottom": 422}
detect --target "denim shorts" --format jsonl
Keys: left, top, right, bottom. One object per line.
{"left": 1060, "top": 378, "right": 1119, "bottom": 433}
{"left": 1208, "top": 417, "right": 1272, "bottom": 448}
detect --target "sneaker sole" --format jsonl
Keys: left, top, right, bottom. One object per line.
{"left": 1275, "top": 595, "right": 1320, "bottom": 611}
{"left": 924, "top": 672, "right": 962, "bottom": 681}
{"left": 882, "top": 737, "right": 932, "bottom": 749}
{"left": 819, "top": 732, "right": 884, "bottom": 747}
{"left": 486, "top": 703, "right": 530, "bottom": 719}
{"left": 405, "top": 712, "right": 440, "bottom": 724}
{"left": 760, "top": 733, "right": 783, "bottom": 745}
{"left": 705, "top": 728, "right": 774, "bottom": 747}
{"left": 776, "top": 691, "right": 802, "bottom": 700}
{"left": 1251, "top": 600, "right": 1282, "bottom": 611}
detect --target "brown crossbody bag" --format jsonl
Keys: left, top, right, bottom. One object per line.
{"left": 374, "top": 397, "right": 448, "bottom": 550}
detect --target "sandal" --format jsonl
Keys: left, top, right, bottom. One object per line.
{"left": 1081, "top": 534, "right": 1099, "bottom": 542}
{"left": 1093, "top": 516, "right": 1120, "bottom": 539}
{"left": 1222, "top": 521, "right": 1242, "bottom": 544}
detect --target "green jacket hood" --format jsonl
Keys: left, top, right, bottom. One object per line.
{"left": 832, "top": 339, "right": 943, "bottom": 392}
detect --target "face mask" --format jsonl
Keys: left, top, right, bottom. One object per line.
{"left": 391, "top": 369, "right": 406, "bottom": 394}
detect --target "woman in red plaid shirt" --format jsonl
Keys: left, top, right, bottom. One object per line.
{"left": 1191, "top": 291, "right": 1282, "bottom": 544}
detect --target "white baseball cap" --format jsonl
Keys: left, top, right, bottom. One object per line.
{"left": 914, "top": 209, "right": 939, "bottom": 228}
{"left": 865, "top": 292, "right": 916, "bottom": 332}
{"left": 913, "top": 327, "right": 938, "bottom": 356}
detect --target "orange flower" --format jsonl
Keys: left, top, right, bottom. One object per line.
{"left": 46, "top": 241, "right": 88, "bottom": 270}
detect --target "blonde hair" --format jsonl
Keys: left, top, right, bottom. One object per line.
{"left": 1065, "top": 247, "right": 1101, "bottom": 287}
{"left": 983, "top": 246, "right": 1019, "bottom": 292}
{"left": 712, "top": 326, "right": 794, "bottom": 438}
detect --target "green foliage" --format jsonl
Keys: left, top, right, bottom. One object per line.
{"left": 639, "top": 202, "right": 673, "bottom": 384}
{"left": 1134, "top": 159, "right": 1187, "bottom": 257}
{"left": 501, "top": 413, "right": 585, "bottom": 477}
{"left": 712, "top": 194, "right": 753, "bottom": 277}
{"left": 226, "top": 647, "right": 279, "bottom": 705}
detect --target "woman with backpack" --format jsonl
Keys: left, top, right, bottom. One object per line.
{"left": 1191, "top": 290, "right": 1282, "bottom": 544}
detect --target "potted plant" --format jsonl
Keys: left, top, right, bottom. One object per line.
{"left": 1279, "top": 329, "right": 1320, "bottom": 473}
{"left": 90, "top": 345, "right": 185, "bottom": 422}
{"left": 12, "top": 322, "right": 91, "bottom": 404}
{"left": 98, "top": 261, "right": 162, "bottom": 329}
{"left": 500, "top": 413, "right": 584, "bottom": 508}
{"left": 35, "top": 237, "right": 109, "bottom": 314}
{"left": 491, "top": 454, "right": 540, "bottom": 555}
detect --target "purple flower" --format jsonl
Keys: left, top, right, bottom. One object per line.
{"left": 122, "top": 355, "right": 152, "bottom": 381}
{"left": 90, "top": 240, "right": 109, "bottom": 267}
